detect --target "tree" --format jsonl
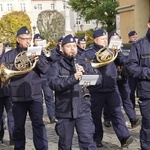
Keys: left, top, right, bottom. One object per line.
{"left": 0, "top": 11, "right": 31, "bottom": 47}
{"left": 68, "top": 0, "right": 119, "bottom": 32}
{"left": 37, "top": 10, "right": 65, "bottom": 44}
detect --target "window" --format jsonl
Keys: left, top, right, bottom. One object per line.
{"left": 38, "top": 4, "right": 42, "bottom": 10}
{"left": 76, "top": 17, "right": 81, "bottom": 25}
{"left": 20, "top": 3, "right": 26, "bottom": 11}
{"left": 86, "top": 21, "right": 91, "bottom": 25}
{"left": 0, "top": 4, "right": 3, "bottom": 12}
{"left": 7, "top": 3, "right": 12, "bottom": 11}
{"left": 51, "top": 4, "right": 55, "bottom": 10}
{"left": 63, "top": 3, "right": 65, "bottom": 9}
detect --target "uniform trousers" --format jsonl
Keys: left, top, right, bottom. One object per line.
{"left": 0, "top": 96, "right": 14, "bottom": 139}
{"left": 42, "top": 80, "right": 55, "bottom": 118}
{"left": 103, "top": 82, "right": 136, "bottom": 122}
{"left": 128, "top": 76, "right": 138, "bottom": 108}
{"left": 91, "top": 89, "right": 130, "bottom": 143}
{"left": 12, "top": 100, "right": 48, "bottom": 150}
{"left": 55, "top": 116, "right": 97, "bottom": 150}
{"left": 117, "top": 82, "right": 136, "bottom": 119}
{"left": 139, "top": 100, "right": 150, "bottom": 150}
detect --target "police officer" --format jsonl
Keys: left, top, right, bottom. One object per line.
{"left": 4, "top": 42, "right": 12, "bottom": 53}
{"left": 1, "top": 26, "right": 49, "bottom": 150}
{"left": 80, "top": 28, "right": 133, "bottom": 148}
{"left": 103, "top": 30, "right": 140, "bottom": 128}
{"left": 50, "top": 37, "right": 63, "bottom": 62}
{"left": 126, "top": 18, "right": 150, "bottom": 150}
{"left": 128, "top": 31, "right": 139, "bottom": 108}
{"left": 77, "top": 36, "right": 87, "bottom": 56}
{"left": 33, "top": 33, "right": 56, "bottom": 123}
{"left": 128, "top": 30, "right": 138, "bottom": 43}
{"left": 0, "top": 41, "right": 14, "bottom": 145}
{"left": 48, "top": 34, "right": 100, "bottom": 150}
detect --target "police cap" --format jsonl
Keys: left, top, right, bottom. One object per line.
{"left": 5, "top": 42, "right": 11, "bottom": 47}
{"left": 62, "top": 34, "right": 76, "bottom": 46}
{"left": 17, "top": 26, "right": 30, "bottom": 36}
{"left": 128, "top": 31, "right": 137, "bottom": 37}
{"left": 93, "top": 28, "right": 106, "bottom": 39}
{"left": 78, "top": 36, "right": 86, "bottom": 43}
{"left": 33, "top": 33, "right": 44, "bottom": 40}
{"left": 58, "top": 37, "right": 63, "bottom": 42}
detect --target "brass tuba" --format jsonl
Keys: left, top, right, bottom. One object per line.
{"left": 90, "top": 45, "right": 119, "bottom": 68}
{"left": 0, "top": 51, "right": 37, "bottom": 88}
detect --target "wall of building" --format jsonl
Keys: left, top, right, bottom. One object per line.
{"left": 117, "top": 0, "right": 150, "bottom": 43}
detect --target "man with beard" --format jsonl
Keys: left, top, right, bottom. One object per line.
{"left": 48, "top": 34, "right": 101, "bottom": 149}
{"left": 126, "top": 18, "right": 150, "bottom": 150}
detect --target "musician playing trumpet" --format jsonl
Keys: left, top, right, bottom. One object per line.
{"left": 48, "top": 34, "right": 102, "bottom": 149}
{"left": 0, "top": 26, "right": 49, "bottom": 150}
{"left": 33, "top": 33, "right": 56, "bottom": 124}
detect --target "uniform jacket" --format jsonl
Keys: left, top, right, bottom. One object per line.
{"left": 48, "top": 54, "right": 102, "bottom": 118}
{"left": 126, "top": 29, "right": 150, "bottom": 99}
{"left": 77, "top": 46, "right": 85, "bottom": 56}
{"left": 0, "top": 51, "right": 10, "bottom": 97}
{"left": 80, "top": 43, "right": 124, "bottom": 92}
{"left": 1, "top": 45, "right": 49, "bottom": 102}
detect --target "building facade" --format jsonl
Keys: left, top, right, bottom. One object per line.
{"left": 117, "top": 0, "right": 150, "bottom": 42}
{"left": 0, "top": 0, "right": 98, "bottom": 36}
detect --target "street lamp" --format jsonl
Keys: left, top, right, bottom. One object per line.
{"left": 32, "top": 26, "right": 36, "bottom": 35}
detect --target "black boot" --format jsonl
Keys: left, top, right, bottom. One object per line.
{"left": 104, "top": 120, "right": 111, "bottom": 128}
{"left": 96, "top": 141, "right": 103, "bottom": 148}
{"left": 121, "top": 136, "right": 134, "bottom": 148}
{"left": 130, "top": 118, "right": 141, "bottom": 128}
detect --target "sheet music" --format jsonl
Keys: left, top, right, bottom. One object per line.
{"left": 108, "top": 39, "right": 122, "bottom": 49}
{"left": 37, "top": 40, "right": 47, "bottom": 47}
{"left": 26, "top": 46, "right": 42, "bottom": 56}
{"left": 79, "top": 75, "right": 99, "bottom": 85}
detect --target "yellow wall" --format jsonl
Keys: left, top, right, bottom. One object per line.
{"left": 117, "top": 0, "right": 150, "bottom": 43}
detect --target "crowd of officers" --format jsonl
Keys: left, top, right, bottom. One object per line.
{"left": 0, "top": 20, "right": 149, "bottom": 150}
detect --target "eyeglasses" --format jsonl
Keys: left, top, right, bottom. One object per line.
{"left": 18, "top": 37, "right": 32, "bottom": 41}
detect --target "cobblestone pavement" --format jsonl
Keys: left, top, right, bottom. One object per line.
{"left": 0, "top": 106, "right": 141, "bottom": 150}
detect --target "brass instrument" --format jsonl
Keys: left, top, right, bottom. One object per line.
{"left": 90, "top": 45, "right": 119, "bottom": 68}
{"left": 0, "top": 51, "right": 37, "bottom": 88}
{"left": 73, "top": 55, "right": 91, "bottom": 100}
{"left": 42, "top": 42, "right": 52, "bottom": 57}
{"left": 85, "top": 32, "right": 93, "bottom": 41}
{"left": 42, "top": 38, "right": 57, "bottom": 57}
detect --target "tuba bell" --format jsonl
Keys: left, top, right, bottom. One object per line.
{"left": 0, "top": 51, "right": 37, "bottom": 88}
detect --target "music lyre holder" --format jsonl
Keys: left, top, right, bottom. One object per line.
{"left": 79, "top": 75, "right": 99, "bottom": 100}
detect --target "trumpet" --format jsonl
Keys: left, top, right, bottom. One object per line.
{"left": 42, "top": 42, "right": 52, "bottom": 57}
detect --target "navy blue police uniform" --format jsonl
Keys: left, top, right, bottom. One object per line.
{"left": 1, "top": 27, "right": 49, "bottom": 150}
{"left": 33, "top": 34, "right": 56, "bottom": 123}
{"left": 126, "top": 25, "right": 150, "bottom": 150}
{"left": 128, "top": 30, "right": 138, "bottom": 108}
{"left": 48, "top": 34, "right": 101, "bottom": 150}
{"left": 103, "top": 30, "right": 140, "bottom": 128}
{"left": 0, "top": 48, "right": 14, "bottom": 145}
{"left": 77, "top": 36, "right": 86, "bottom": 56}
{"left": 80, "top": 28, "right": 133, "bottom": 148}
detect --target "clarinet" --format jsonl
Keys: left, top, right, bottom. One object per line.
{"left": 73, "top": 55, "right": 91, "bottom": 100}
